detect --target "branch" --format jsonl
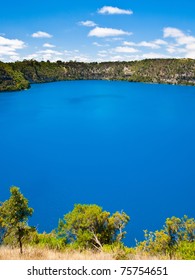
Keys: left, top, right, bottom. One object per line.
{"left": 91, "top": 231, "right": 103, "bottom": 250}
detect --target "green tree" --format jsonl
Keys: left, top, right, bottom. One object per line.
{"left": 164, "top": 216, "right": 182, "bottom": 259}
{"left": 138, "top": 215, "right": 195, "bottom": 259}
{"left": 57, "top": 204, "right": 130, "bottom": 250}
{"left": 109, "top": 211, "right": 130, "bottom": 242}
{"left": 181, "top": 215, "right": 195, "bottom": 242}
{"left": 0, "top": 186, "right": 33, "bottom": 253}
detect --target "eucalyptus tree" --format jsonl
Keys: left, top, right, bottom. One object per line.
{"left": 57, "top": 204, "right": 130, "bottom": 250}
{"left": 0, "top": 186, "right": 33, "bottom": 254}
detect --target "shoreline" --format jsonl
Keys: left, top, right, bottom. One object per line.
{"left": 1, "top": 58, "right": 195, "bottom": 92}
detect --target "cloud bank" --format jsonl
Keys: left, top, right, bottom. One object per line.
{"left": 0, "top": 36, "right": 25, "bottom": 60}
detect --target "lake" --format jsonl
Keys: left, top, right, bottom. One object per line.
{"left": 0, "top": 80, "right": 195, "bottom": 246}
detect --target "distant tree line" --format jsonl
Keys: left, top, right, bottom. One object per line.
{"left": 1, "top": 58, "right": 195, "bottom": 92}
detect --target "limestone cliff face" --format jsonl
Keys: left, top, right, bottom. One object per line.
{"left": 1, "top": 59, "right": 195, "bottom": 92}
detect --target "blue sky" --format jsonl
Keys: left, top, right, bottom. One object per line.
{"left": 1, "top": 0, "right": 195, "bottom": 62}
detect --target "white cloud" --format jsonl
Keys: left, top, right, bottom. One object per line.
{"left": 99, "top": 27, "right": 195, "bottom": 60}
{"left": 98, "top": 50, "right": 108, "bottom": 54}
{"left": 166, "top": 46, "right": 186, "bottom": 54}
{"left": 24, "top": 54, "right": 38, "bottom": 60}
{"left": 64, "top": 49, "right": 80, "bottom": 56}
{"left": 166, "top": 46, "right": 177, "bottom": 54}
{"left": 186, "top": 50, "right": 195, "bottom": 58}
{"left": 105, "top": 37, "right": 123, "bottom": 42}
{"left": 109, "top": 55, "right": 124, "bottom": 61}
{"left": 123, "top": 41, "right": 136, "bottom": 46}
{"left": 163, "top": 27, "right": 184, "bottom": 38}
{"left": 0, "top": 55, "right": 21, "bottom": 62}
{"left": 142, "top": 52, "right": 169, "bottom": 59}
{"left": 177, "top": 35, "right": 195, "bottom": 45}
{"left": 10, "top": 55, "right": 21, "bottom": 61}
{"left": 138, "top": 41, "right": 161, "bottom": 49}
{"left": 0, "top": 36, "right": 25, "bottom": 49}
{"left": 43, "top": 43, "right": 55, "bottom": 48}
{"left": 114, "top": 46, "right": 139, "bottom": 53}
{"left": 153, "top": 39, "right": 168, "bottom": 45}
{"left": 88, "top": 27, "right": 131, "bottom": 38}
{"left": 98, "top": 6, "right": 133, "bottom": 15}
{"left": 93, "top": 42, "right": 103, "bottom": 47}
{"left": 0, "top": 36, "right": 25, "bottom": 58}
{"left": 24, "top": 49, "right": 63, "bottom": 62}
{"left": 31, "top": 31, "right": 53, "bottom": 38}
{"left": 79, "top": 20, "right": 97, "bottom": 27}
{"left": 163, "top": 27, "right": 195, "bottom": 58}
{"left": 186, "top": 43, "right": 195, "bottom": 50}
{"left": 93, "top": 42, "right": 109, "bottom": 47}
{"left": 0, "top": 46, "right": 18, "bottom": 56}
{"left": 37, "top": 49, "right": 62, "bottom": 55}
{"left": 63, "top": 50, "right": 91, "bottom": 62}
{"left": 124, "top": 39, "right": 168, "bottom": 49}
{"left": 98, "top": 53, "right": 107, "bottom": 58}
{"left": 70, "top": 55, "right": 90, "bottom": 62}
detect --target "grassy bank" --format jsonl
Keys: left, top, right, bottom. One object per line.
{"left": 0, "top": 246, "right": 172, "bottom": 260}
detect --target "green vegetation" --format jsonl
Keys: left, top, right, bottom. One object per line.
{"left": 1, "top": 58, "right": 195, "bottom": 92}
{"left": 0, "top": 186, "right": 34, "bottom": 253}
{"left": 136, "top": 215, "right": 195, "bottom": 260}
{"left": 0, "top": 62, "right": 30, "bottom": 92}
{"left": 0, "top": 186, "right": 195, "bottom": 259}
{"left": 57, "top": 204, "right": 129, "bottom": 250}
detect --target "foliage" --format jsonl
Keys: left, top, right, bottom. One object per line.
{"left": 137, "top": 215, "right": 195, "bottom": 259}
{"left": 57, "top": 204, "right": 130, "bottom": 250}
{"left": 0, "top": 186, "right": 33, "bottom": 253}
{"left": 102, "top": 243, "right": 135, "bottom": 260}
{"left": 1, "top": 58, "right": 195, "bottom": 92}
{"left": 0, "top": 186, "right": 195, "bottom": 259}
{"left": 30, "top": 231, "right": 66, "bottom": 251}
{"left": 176, "top": 241, "right": 195, "bottom": 260}
{"left": 0, "top": 62, "right": 29, "bottom": 92}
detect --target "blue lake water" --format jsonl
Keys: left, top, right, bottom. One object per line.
{"left": 0, "top": 80, "right": 195, "bottom": 246}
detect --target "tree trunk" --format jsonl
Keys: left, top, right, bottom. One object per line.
{"left": 92, "top": 232, "right": 103, "bottom": 250}
{"left": 19, "top": 236, "right": 23, "bottom": 254}
{"left": 18, "top": 231, "right": 23, "bottom": 254}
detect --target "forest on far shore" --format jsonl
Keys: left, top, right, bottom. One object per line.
{"left": 1, "top": 58, "right": 195, "bottom": 92}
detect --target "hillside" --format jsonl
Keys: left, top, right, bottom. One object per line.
{"left": 1, "top": 59, "right": 195, "bottom": 92}
{"left": 0, "top": 62, "right": 30, "bottom": 92}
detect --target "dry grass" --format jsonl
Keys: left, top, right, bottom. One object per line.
{"left": 0, "top": 246, "right": 170, "bottom": 260}
{"left": 0, "top": 246, "right": 115, "bottom": 260}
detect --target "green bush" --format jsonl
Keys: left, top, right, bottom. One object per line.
{"left": 30, "top": 232, "right": 66, "bottom": 251}
{"left": 176, "top": 241, "right": 195, "bottom": 260}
